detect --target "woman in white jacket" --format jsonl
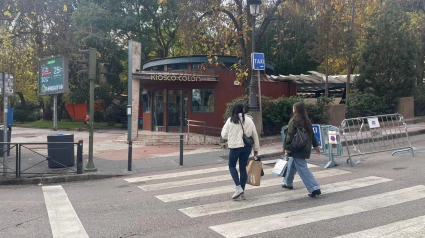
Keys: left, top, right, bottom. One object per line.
{"left": 221, "top": 103, "right": 260, "bottom": 199}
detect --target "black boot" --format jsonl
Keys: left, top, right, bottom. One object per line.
{"left": 308, "top": 189, "right": 321, "bottom": 198}
{"left": 282, "top": 184, "right": 293, "bottom": 190}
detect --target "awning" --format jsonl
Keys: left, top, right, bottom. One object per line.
{"left": 267, "top": 71, "right": 358, "bottom": 93}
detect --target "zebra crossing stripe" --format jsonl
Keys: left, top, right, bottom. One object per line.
{"left": 139, "top": 168, "right": 275, "bottom": 191}
{"left": 42, "top": 186, "right": 89, "bottom": 238}
{"left": 125, "top": 159, "right": 314, "bottom": 183}
{"left": 156, "top": 169, "right": 350, "bottom": 202}
{"left": 334, "top": 215, "right": 425, "bottom": 238}
{"left": 125, "top": 166, "right": 229, "bottom": 183}
{"left": 209, "top": 185, "right": 425, "bottom": 238}
{"left": 180, "top": 176, "right": 392, "bottom": 218}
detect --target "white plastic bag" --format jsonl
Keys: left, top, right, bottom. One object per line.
{"left": 272, "top": 157, "right": 288, "bottom": 177}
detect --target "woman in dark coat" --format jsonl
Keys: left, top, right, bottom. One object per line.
{"left": 283, "top": 102, "right": 322, "bottom": 197}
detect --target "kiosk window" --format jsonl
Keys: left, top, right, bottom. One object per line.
{"left": 141, "top": 92, "right": 150, "bottom": 112}
{"left": 191, "top": 89, "right": 214, "bottom": 113}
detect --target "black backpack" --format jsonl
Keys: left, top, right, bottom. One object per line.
{"left": 290, "top": 127, "right": 309, "bottom": 152}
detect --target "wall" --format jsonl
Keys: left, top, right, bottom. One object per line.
{"left": 397, "top": 97, "right": 414, "bottom": 119}
{"left": 325, "top": 104, "right": 346, "bottom": 127}
{"left": 261, "top": 81, "right": 295, "bottom": 98}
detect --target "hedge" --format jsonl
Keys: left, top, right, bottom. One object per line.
{"left": 346, "top": 92, "right": 393, "bottom": 118}
{"left": 224, "top": 96, "right": 330, "bottom": 136}
{"left": 414, "top": 86, "right": 425, "bottom": 116}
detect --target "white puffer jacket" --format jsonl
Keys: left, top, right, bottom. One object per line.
{"left": 221, "top": 114, "right": 260, "bottom": 151}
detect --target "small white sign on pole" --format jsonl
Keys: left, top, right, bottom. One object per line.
{"left": 328, "top": 131, "right": 338, "bottom": 145}
{"left": 367, "top": 117, "right": 380, "bottom": 128}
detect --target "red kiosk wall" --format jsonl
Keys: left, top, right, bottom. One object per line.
{"left": 139, "top": 71, "right": 296, "bottom": 133}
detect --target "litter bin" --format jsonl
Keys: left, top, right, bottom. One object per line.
{"left": 47, "top": 134, "right": 75, "bottom": 168}
{"left": 0, "top": 127, "right": 11, "bottom": 157}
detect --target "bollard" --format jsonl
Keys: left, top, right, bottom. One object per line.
{"left": 77, "top": 140, "right": 83, "bottom": 174}
{"left": 180, "top": 135, "right": 183, "bottom": 166}
{"left": 15, "top": 144, "right": 19, "bottom": 178}
{"left": 128, "top": 140, "right": 132, "bottom": 171}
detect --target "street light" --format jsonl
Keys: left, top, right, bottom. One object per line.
{"left": 248, "top": 0, "right": 261, "bottom": 111}
{"left": 250, "top": 1, "right": 261, "bottom": 17}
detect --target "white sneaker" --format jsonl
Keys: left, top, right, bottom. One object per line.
{"left": 232, "top": 186, "right": 244, "bottom": 199}
{"left": 239, "top": 193, "right": 246, "bottom": 200}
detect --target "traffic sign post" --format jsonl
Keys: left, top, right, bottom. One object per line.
{"left": 251, "top": 53, "right": 265, "bottom": 70}
{"left": 251, "top": 52, "right": 265, "bottom": 134}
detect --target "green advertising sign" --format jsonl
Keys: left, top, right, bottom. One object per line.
{"left": 38, "top": 56, "right": 69, "bottom": 95}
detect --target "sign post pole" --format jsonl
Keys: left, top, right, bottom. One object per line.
{"left": 2, "top": 72, "right": 7, "bottom": 176}
{"left": 53, "top": 94, "right": 58, "bottom": 131}
{"left": 257, "top": 70, "right": 262, "bottom": 134}
{"left": 85, "top": 49, "right": 97, "bottom": 172}
{"left": 252, "top": 52, "right": 265, "bottom": 135}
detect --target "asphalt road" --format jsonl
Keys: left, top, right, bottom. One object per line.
{"left": 1, "top": 134, "right": 425, "bottom": 238}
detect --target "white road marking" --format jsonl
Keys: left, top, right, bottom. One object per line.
{"left": 334, "top": 215, "right": 425, "bottom": 238}
{"left": 138, "top": 168, "right": 274, "bottom": 191}
{"left": 42, "top": 185, "right": 89, "bottom": 238}
{"left": 156, "top": 169, "right": 350, "bottom": 202}
{"left": 180, "top": 176, "right": 392, "bottom": 218}
{"left": 125, "top": 159, "right": 311, "bottom": 183}
{"left": 209, "top": 185, "right": 425, "bottom": 238}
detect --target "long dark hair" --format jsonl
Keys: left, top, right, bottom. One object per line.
{"left": 292, "top": 102, "right": 313, "bottom": 133}
{"left": 231, "top": 103, "right": 245, "bottom": 124}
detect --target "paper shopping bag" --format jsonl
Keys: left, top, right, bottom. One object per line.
{"left": 246, "top": 160, "right": 262, "bottom": 186}
{"left": 272, "top": 156, "right": 288, "bottom": 177}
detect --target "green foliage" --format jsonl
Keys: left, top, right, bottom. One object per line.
{"left": 414, "top": 86, "right": 425, "bottom": 116}
{"left": 259, "top": 5, "right": 319, "bottom": 75}
{"left": 354, "top": 0, "right": 418, "bottom": 106}
{"left": 104, "top": 104, "right": 126, "bottom": 126}
{"left": 223, "top": 96, "right": 249, "bottom": 122}
{"left": 346, "top": 92, "right": 393, "bottom": 118}
{"left": 224, "top": 96, "right": 330, "bottom": 136}
{"left": 14, "top": 102, "right": 40, "bottom": 122}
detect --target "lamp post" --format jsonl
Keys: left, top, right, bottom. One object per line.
{"left": 248, "top": 0, "right": 261, "bottom": 111}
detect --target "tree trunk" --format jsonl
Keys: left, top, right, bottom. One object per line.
{"left": 16, "top": 92, "right": 26, "bottom": 107}
{"left": 418, "top": 32, "right": 425, "bottom": 86}
{"left": 43, "top": 100, "right": 52, "bottom": 120}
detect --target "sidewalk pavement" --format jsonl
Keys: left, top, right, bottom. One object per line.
{"left": 2, "top": 122, "right": 425, "bottom": 185}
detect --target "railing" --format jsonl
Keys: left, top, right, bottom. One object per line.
{"left": 186, "top": 120, "right": 222, "bottom": 144}
{"left": 0, "top": 140, "right": 83, "bottom": 178}
{"left": 340, "top": 113, "right": 414, "bottom": 166}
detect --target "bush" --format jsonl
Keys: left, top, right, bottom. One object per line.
{"left": 347, "top": 92, "right": 393, "bottom": 118}
{"left": 104, "top": 104, "right": 126, "bottom": 126}
{"left": 224, "top": 96, "right": 330, "bottom": 136}
{"left": 13, "top": 102, "right": 40, "bottom": 122}
{"left": 414, "top": 86, "right": 425, "bottom": 116}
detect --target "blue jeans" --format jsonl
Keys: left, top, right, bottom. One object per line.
{"left": 228, "top": 146, "right": 252, "bottom": 190}
{"left": 284, "top": 157, "right": 320, "bottom": 193}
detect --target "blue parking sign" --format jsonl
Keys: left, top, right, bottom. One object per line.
{"left": 312, "top": 124, "right": 322, "bottom": 147}
{"left": 251, "top": 52, "right": 265, "bottom": 70}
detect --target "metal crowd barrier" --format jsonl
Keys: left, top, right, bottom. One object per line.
{"left": 281, "top": 124, "right": 343, "bottom": 168}
{"left": 340, "top": 113, "right": 414, "bottom": 166}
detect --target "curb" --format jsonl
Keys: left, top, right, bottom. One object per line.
{"left": 13, "top": 125, "right": 123, "bottom": 132}
{"left": 0, "top": 173, "right": 123, "bottom": 186}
